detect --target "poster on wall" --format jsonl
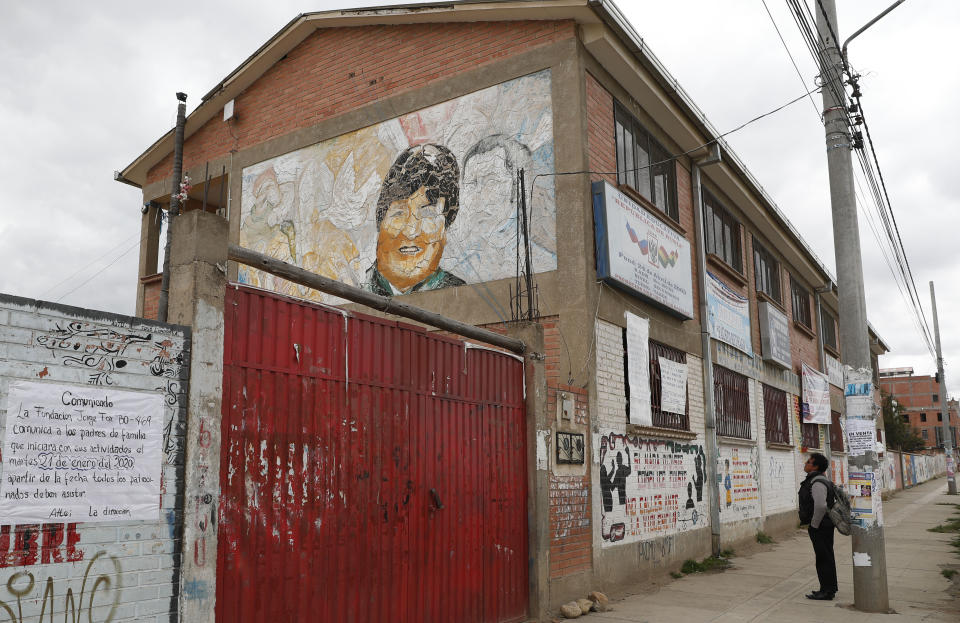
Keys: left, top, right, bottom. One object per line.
{"left": 801, "top": 363, "right": 831, "bottom": 424}
{"left": 626, "top": 312, "right": 651, "bottom": 426}
{"left": 705, "top": 272, "right": 752, "bottom": 356}
{"left": 826, "top": 355, "right": 843, "bottom": 388}
{"left": 848, "top": 470, "right": 877, "bottom": 528}
{"left": 717, "top": 446, "right": 761, "bottom": 523}
{"left": 758, "top": 301, "right": 791, "bottom": 368}
{"left": 844, "top": 366, "right": 875, "bottom": 420}
{"left": 659, "top": 357, "right": 688, "bottom": 414}
{"left": 238, "top": 70, "right": 556, "bottom": 301}
{"left": 598, "top": 433, "right": 706, "bottom": 547}
{"left": 0, "top": 380, "right": 164, "bottom": 523}
{"left": 592, "top": 181, "right": 694, "bottom": 318}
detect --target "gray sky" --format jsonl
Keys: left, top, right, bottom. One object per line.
{"left": 1, "top": 1, "right": 956, "bottom": 394}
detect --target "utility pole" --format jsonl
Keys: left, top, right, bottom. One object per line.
{"left": 816, "top": 0, "right": 889, "bottom": 611}
{"left": 158, "top": 92, "right": 188, "bottom": 323}
{"left": 930, "top": 281, "right": 958, "bottom": 494}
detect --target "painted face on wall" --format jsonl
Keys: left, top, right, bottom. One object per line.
{"left": 376, "top": 186, "right": 447, "bottom": 291}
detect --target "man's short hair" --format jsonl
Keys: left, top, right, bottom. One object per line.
{"left": 375, "top": 144, "right": 460, "bottom": 228}
{"left": 809, "top": 453, "right": 829, "bottom": 472}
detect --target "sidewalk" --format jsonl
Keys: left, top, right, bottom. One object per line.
{"left": 594, "top": 478, "right": 960, "bottom": 622}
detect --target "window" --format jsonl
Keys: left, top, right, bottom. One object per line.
{"left": 821, "top": 308, "right": 838, "bottom": 352}
{"left": 790, "top": 276, "right": 812, "bottom": 329}
{"left": 938, "top": 413, "right": 943, "bottom": 422}
{"left": 614, "top": 104, "right": 677, "bottom": 220}
{"left": 902, "top": 414, "right": 910, "bottom": 423}
{"left": 703, "top": 190, "right": 742, "bottom": 273}
{"left": 920, "top": 412, "right": 927, "bottom": 422}
{"left": 922, "top": 429, "right": 929, "bottom": 440}
{"left": 714, "top": 365, "right": 750, "bottom": 439}
{"left": 830, "top": 410, "right": 844, "bottom": 452}
{"left": 802, "top": 423, "right": 820, "bottom": 449}
{"left": 753, "top": 238, "right": 781, "bottom": 302}
{"left": 763, "top": 384, "right": 789, "bottom": 444}
{"left": 649, "top": 340, "right": 689, "bottom": 430}
{"left": 933, "top": 394, "right": 940, "bottom": 403}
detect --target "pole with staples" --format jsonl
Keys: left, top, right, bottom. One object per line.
{"left": 158, "top": 92, "right": 188, "bottom": 323}
{"left": 930, "top": 281, "right": 957, "bottom": 494}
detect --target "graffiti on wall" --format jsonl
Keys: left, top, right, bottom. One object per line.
{"left": 239, "top": 70, "right": 556, "bottom": 300}
{"left": 717, "top": 446, "right": 761, "bottom": 523}
{"left": 0, "top": 523, "right": 82, "bottom": 567}
{"left": 0, "top": 551, "right": 120, "bottom": 622}
{"left": 598, "top": 433, "right": 706, "bottom": 547}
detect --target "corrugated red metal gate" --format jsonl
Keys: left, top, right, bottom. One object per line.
{"left": 216, "top": 285, "right": 528, "bottom": 623}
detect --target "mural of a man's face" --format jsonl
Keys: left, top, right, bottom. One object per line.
{"left": 377, "top": 186, "right": 447, "bottom": 291}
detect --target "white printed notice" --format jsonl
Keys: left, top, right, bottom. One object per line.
{"left": 658, "top": 357, "right": 687, "bottom": 415}
{"left": 0, "top": 380, "right": 163, "bottom": 523}
{"left": 845, "top": 418, "right": 875, "bottom": 457}
{"left": 625, "top": 312, "right": 651, "bottom": 426}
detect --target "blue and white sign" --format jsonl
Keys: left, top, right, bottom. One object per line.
{"left": 593, "top": 181, "right": 694, "bottom": 319}
{"left": 706, "top": 272, "right": 752, "bottom": 356}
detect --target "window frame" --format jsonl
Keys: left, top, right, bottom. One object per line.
{"left": 820, "top": 307, "right": 838, "bottom": 352}
{"left": 714, "top": 365, "right": 751, "bottom": 439}
{"left": 649, "top": 340, "right": 690, "bottom": 431}
{"left": 790, "top": 275, "right": 813, "bottom": 329}
{"left": 614, "top": 103, "right": 678, "bottom": 221}
{"left": 763, "top": 383, "right": 789, "bottom": 444}
{"left": 702, "top": 190, "right": 743, "bottom": 274}
{"left": 752, "top": 237, "right": 781, "bottom": 303}
{"left": 830, "top": 410, "right": 844, "bottom": 452}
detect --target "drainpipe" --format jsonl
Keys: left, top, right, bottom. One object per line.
{"left": 814, "top": 283, "right": 833, "bottom": 463}
{"left": 692, "top": 144, "right": 722, "bottom": 556}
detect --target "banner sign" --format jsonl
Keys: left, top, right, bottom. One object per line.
{"left": 593, "top": 181, "right": 694, "bottom": 319}
{"left": 758, "top": 301, "right": 791, "bottom": 368}
{"left": 801, "top": 363, "right": 831, "bottom": 424}
{"left": 626, "top": 312, "right": 652, "bottom": 426}
{"left": 705, "top": 272, "right": 752, "bottom": 356}
{"left": 826, "top": 355, "right": 843, "bottom": 388}
{"left": 659, "top": 357, "right": 688, "bottom": 414}
{"left": 0, "top": 380, "right": 164, "bottom": 523}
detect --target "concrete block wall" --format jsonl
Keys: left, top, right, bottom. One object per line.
{"left": 0, "top": 294, "right": 189, "bottom": 622}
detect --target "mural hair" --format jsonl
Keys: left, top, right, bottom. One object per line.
{"left": 375, "top": 144, "right": 460, "bottom": 228}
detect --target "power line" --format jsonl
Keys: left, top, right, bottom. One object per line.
{"left": 761, "top": 0, "right": 822, "bottom": 121}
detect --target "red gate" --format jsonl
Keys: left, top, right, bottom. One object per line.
{"left": 216, "top": 285, "right": 528, "bottom": 622}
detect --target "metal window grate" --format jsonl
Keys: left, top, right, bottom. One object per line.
{"left": 801, "top": 422, "right": 820, "bottom": 449}
{"left": 763, "top": 384, "right": 789, "bottom": 444}
{"left": 649, "top": 340, "right": 689, "bottom": 430}
{"left": 715, "top": 365, "right": 751, "bottom": 439}
{"left": 830, "top": 410, "right": 844, "bottom": 452}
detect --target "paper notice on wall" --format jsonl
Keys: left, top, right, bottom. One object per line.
{"left": 849, "top": 470, "right": 876, "bottom": 528}
{"left": 658, "top": 357, "right": 688, "bottom": 414}
{"left": 626, "top": 312, "right": 651, "bottom": 426}
{"left": 801, "top": 363, "right": 831, "bottom": 424}
{"left": 844, "top": 366, "right": 875, "bottom": 420}
{"left": 846, "top": 419, "right": 875, "bottom": 457}
{"left": 0, "top": 380, "right": 164, "bottom": 523}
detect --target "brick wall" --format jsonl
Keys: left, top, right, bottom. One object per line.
{"left": 0, "top": 294, "right": 189, "bottom": 621}
{"left": 141, "top": 274, "right": 162, "bottom": 321}
{"left": 146, "top": 20, "right": 576, "bottom": 185}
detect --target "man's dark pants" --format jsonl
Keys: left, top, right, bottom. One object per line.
{"left": 808, "top": 524, "right": 837, "bottom": 594}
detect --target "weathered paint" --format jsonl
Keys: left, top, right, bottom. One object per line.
{"left": 216, "top": 285, "right": 528, "bottom": 623}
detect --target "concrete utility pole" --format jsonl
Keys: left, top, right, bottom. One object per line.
{"left": 158, "top": 92, "right": 188, "bottom": 323}
{"left": 816, "top": 0, "right": 889, "bottom": 611}
{"left": 930, "top": 281, "right": 958, "bottom": 494}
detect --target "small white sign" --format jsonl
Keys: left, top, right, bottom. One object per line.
{"left": 706, "top": 272, "right": 752, "bottom": 356}
{"left": 846, "top": 418, "right": 875, "bottom": 457}
{"left": 802, "top": 363, "right": 831, "bottom": 424}
{"left": 0, "top": 380, "right": 164, "bottom": 523}
{"left": 826, "top": 355, "right": 843, "bottom": 388}
{"left": 758, "top": 301, "right": 791, "bottom": 368}
{"left": 658, "top": 357, "right": 688, "bottom": 415}
{"left": 626, "top": 312, "right": 651, "bottom": 426}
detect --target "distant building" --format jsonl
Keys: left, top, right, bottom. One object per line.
{"left": 879, "top": 370, "right": 958, "bottom": 449}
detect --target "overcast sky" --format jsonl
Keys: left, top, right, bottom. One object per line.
{"left": 1, "top": 1, "right": 956, "bottom": 395}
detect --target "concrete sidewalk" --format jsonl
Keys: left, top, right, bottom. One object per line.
{"left": 593, "top": 478, "right": 960, "bottom": 622}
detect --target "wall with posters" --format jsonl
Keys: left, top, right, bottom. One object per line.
{"left": 0, "top": 294, "right": 189, "bottom": 622}
{"left": 717, "top": 445, "right": 761, "bottom": 524}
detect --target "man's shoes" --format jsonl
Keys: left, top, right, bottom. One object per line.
{"left": 805, "top": 591, "right": 836, "bottom": 600}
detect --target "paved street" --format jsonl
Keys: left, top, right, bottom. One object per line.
{"left": 594, "top": 478, "right": 960, "bottom": 622}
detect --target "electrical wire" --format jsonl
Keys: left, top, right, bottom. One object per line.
{"left": 761, "top": 0, "right": 822, "bottom": 121}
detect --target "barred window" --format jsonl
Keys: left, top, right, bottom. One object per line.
{"left": 791, "top": 276, "right": 812, "bottom": 329}
{"left": 753, "top": 238, "right": 781, "bottom": 303}
{"left": 614, "top": 103, "right": 678, "bottom": 220}
{"left": 830, "top": 410, "right": 844, "bottom": 452}
{"left": 649, "top": 340, "right": 689, "bottom": 430}
{"left": 763, "top": 384, "right": 789, "bottom": 444}
{"left": 821, "top": 307, "right": 838, "bottom": 352}
{"left": 703, "top": 191, "right": 742, "bottom": 273}
{"left": 715, "top": 365, "right": 750, "bottom": 439}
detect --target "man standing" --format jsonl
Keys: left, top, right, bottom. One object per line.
{"left": 798, "top": 453, "right": 837, "bottom": 600}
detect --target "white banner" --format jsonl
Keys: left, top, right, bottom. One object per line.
{"left": 0, "top": 380, "right": 164, "bottom": 523}
{"left": 826, "top": 355, "right": 843, "bottom": 388}
{"left": 801, "top": 362, "right": 831, "bottom": 424}
{"left": 846, "top": 418, "right": 875, "bottom": 457}
{"left": 658, "top": 357, "right": 688, "bottom": 415}
{"left": 626, "top": 312, "right": 651, "bottom": 426}
{"left": 705, "top": 272, "right": 752, "bottom": 356}
{"left": 844, "top": 366, "right": 875, "bottom": 420}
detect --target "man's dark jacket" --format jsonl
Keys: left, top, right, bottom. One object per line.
{"left": 798, "top": 471, "right": 835, "bottom": 528}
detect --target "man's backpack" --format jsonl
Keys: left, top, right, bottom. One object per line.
{"left": 813, "top": 475, "right": 852, "bottom": 536}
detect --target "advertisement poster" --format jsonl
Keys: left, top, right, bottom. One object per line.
{"left": 849, "top": 470, "right": 877, "bottom": 528}
{"left": 705, "top": 272, "right": 752, "bottom": 356}
{"left": 844, "top": 367, "right": 875, "bottom": 420}
{"left": 626, "top": 312, "right": 651, "bottom": 426}
{"left": 594, "top": 181, "right": 694, "bottom": 318}
{"left": 659, "top": 357, "right": 688, "bottom": 414}
{"left": 846, "top": 418, "right": 875, "bottom": 457}
{"left": 0, "top": 380, "right": 164, "bottom": 523}
{"left": 801, "top": 363, "right": 831, "bottom": 424}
